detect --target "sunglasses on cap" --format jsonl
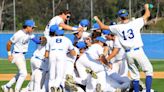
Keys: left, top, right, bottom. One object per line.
{"left": 66, "top": 15, "right": 71, "bottom": 19}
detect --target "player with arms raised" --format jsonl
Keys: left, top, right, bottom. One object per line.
{"left": 44, "top": 10, "right": 83, "bottom": 36}
{"left": 94, "top": 4, "right": 153, "bottom": 92}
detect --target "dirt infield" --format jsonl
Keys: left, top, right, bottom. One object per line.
{"left": 0, "top": 72, "right": 164, "bottom": 81}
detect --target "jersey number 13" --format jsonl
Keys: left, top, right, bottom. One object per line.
{"left": 122, "top": 29, "right": 134, "bottom": 40}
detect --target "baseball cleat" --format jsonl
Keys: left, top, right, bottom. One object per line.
{"left": 65, "top": 81, "right": 78, "bottom": 92}
{"left": 115, "top": 88, "right": 121, "bottom": 92}
{"left": 9, "top": 88, "right": 14, "bottom": 92}
{"left": 66, "top": 74, "right": 75, "bottom": 84}
{"left": 51, "top": 87, "right": 58, "bottom": 92}
{"left": 86, "top": 68, "right": 97, "bottom": 79}
{"left": 142, "top": 89, "right": 156, "bottom": 92}
{"left": 96, "top": 83, "right": 102, "bottom": 92}
{"left": 1, "top": 85, "right": 10, "bottom": 92}
{"left": 57, "top": 87, "right": 63, "bottom": 92}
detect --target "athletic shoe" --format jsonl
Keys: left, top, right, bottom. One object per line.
{"left": 115, "top": 88, "right": 121, "bottom": 92}
{"left": 142, "top": 89, "right": 156, "bottom": 92}
{"left": 1, "top": 85, "right": 9, "bottom": 92}
{"left": 57, "top": 87, "right": 63, "bottom": 92}
{"left": 85, "top": 68, "right": 97, "bottom": 79}
{"left": 9, "top": 88, "right": 14, "bottom": 92}
{"left": 96, "top": 83, "right": 102, "bottom": 92}
{"left": 66, "top": 74, "right": 75, "bottom": 84}
{"left": 65, "top": 81, "right": 78, "bottom": 92}
{"left": 51, "top": 87, "right": 57, "bottom": 92}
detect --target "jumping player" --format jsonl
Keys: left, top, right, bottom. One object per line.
{"left": 94, "top": 4, "right": 153, "bottom": 92}
{"left": 44, "top": 10, "right": 83, "bottom": 36}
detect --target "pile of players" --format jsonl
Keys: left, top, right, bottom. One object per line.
{"left": 2, "top": 4, "right": 154, "bottom": 92}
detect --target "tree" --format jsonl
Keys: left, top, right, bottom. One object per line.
{"left": 0, "top": 0, "right": 5, "bottom": 30}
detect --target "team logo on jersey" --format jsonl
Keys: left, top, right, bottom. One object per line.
{"left": 56, "top": 38, "right": 62, "bottom": 43}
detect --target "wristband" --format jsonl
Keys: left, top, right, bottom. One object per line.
{"left": 72, "top": 27, "right": 78, "bottom": 31}
{"left": 8, "top": 51, "right": 11, "bottom": 56}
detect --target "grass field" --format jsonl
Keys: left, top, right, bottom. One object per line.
{"left": 0, "top": 59, "right": 164, "bottom": 73}
{"left": 0, "top": 59, "right": 164, "bottom": 92}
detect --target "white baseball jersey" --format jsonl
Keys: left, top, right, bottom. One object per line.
{"left": 46, "top": 36, "right": 74, "bottom": 53}
{"left": 32, "top": 45, "right": 46, "bottom": 60}
{"left": 109, "top": 17, "right": 144, "bottom": 49}
{"left": 44, "top": 16, "right": 64, "bottom": 36}
{"left": 106, "top": 36, "right": 126, "bottom": 62}
{"left": 85, "top": 44, "right": 103, "bottom": 60}
{"left": 10, "top": 30, "right": 35, "bottom": 53}
{"left": 78, "top": 32, "right": 91, "bottom": 42}
{"left": 66, "top": 46, "right": 79, "bottom": 62}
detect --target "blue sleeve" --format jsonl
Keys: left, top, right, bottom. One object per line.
{"left": 31, "top": 37, "right": 41, "bottom": 44}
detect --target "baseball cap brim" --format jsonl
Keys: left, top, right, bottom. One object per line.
{"left": 90, "top": 28, "right": 100, "bottom": 31}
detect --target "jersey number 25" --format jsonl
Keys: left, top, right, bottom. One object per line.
{"left": 122, "top": 29, "right": 134, "bottom": 40}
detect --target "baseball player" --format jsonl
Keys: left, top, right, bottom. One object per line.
{"left": 45, "top": 28, "right": 77, "bottom": 92}
{"left": 76, "top": 36, "right": 107, "bottom": 92}
{"left": 78, "top": 19, "right": 91, "bottom": 42}
{"left": 26, "top": 36, "right": 48, "bottom": 92}
{"left": 71, "top": 19, "right": 90, "bottom": 43}
{"left": 1, "top": 20, "right": 41, "bottom": 92}
{"left": 64, "top": 41, "right": 87, "bottom": 92}
{"left": 90, "top": 23, "right": 102, "bottom": 41}
{"left": 44, "top": 10, "right": 83, "bottom": 36}
{"left": 102, "top": 30, "right": 128, "bottom": 77}
{"left": 94, "top": 4, "right": 153, "bottom": 92}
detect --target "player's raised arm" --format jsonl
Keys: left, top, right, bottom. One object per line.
{"left": 59, "top": 23, "right": 83, "bottom": 32}
{"left": 143, "top": 4, "right": 151, "bottom": 23}
{"left": 93, "top": 16, "right": 110, "bottom": 30}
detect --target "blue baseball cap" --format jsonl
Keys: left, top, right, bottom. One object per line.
{"left": 76, "top": 41, "right": 86, "bottom": 49}
{"left": 91, "top": 23, "right": 100, "bottom": 30}
{"left": 117, "top": 9, "right": 128, "bottom": 17}
{"left": 102, "top": 30, "right": 112, "bottom": 35}
{"left": 50, "top": 25, "right": 59, "bottom": 32}
{"left": 65, "top": 34, "right": 75, "bottom": 44}
{"left": 95, "top": 36, "right": 106, "bottom": 43}
{"left": 79, "top": 19, "right": 90, "bottom": 27}
{"left": 24, "top": 20, "right": 36, "bottom": 27}
{"left": 55, "top": 29, "right": 64, "bottom": 36}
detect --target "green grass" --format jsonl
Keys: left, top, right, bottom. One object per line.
{"left": 0, "top": 81, "right": 29, "bottom": 91}
{"left": 142, "top": 79, "right": 164, "bottom": 92}
{"left": 151, "top": 61, "right": 164, "bottom": 71}
{"left": 0, "top": 59, "right": 31, "bottom": 74}
{"left": 0, "top": 59, "right": 164, "bottom": 73}
{"left": 0, "top": 59, "right": 164, "bottom": 91}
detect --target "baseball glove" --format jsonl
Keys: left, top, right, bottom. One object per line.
{"left": 40, "top": 36, "right": 47, "bottom": 46}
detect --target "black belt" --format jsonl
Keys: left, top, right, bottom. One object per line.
{"left": 14, "top": 51, "right": 26, "bottom": 54}
{"left": 34, "top": 56, "right": 43, "bottom": 61}
{"left": 125, "top": 47, "right": 139, "bottom": 52}
{"left": 51, "top": 49, "right": 63, "bottom": 51}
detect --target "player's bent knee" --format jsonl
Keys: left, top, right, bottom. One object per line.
{"left": 19, "top": 71, "right": 28, "bottom": 77}
{"left": 145, "top": 64, "right": 153, "bottom": 76}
